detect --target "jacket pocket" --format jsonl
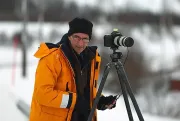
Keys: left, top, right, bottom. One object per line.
{"left": 41, "top": 105, "right": 69, "bottom": 118}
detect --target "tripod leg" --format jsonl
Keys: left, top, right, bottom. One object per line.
{"left": 87, "top": 63, "right": 112, "bottom": 121}
{"left": 116, "top": 61, "right": 144, "bottom": 121}
{"left": 115, "top": 63, "right": 134, "bottom": 121}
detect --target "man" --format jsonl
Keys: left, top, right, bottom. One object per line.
{"left": 29, "top": 17, "right": 117, "bottom": 121}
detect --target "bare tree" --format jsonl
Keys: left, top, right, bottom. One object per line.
{"left": 30, "top": 0, "right": 62, "bottom": 41}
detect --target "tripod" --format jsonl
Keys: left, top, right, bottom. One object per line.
{"left": 87, "top": 49, "right": 144, "bottom": 121}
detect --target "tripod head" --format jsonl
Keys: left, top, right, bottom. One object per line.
{"left": 110, "top": 48, "right": 123, "bottom": 62}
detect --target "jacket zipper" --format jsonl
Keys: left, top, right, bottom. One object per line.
{"left": 60, "top": 50, "right": 75, "bottom": 121}
{"left": 80, "top": 60, "right": 91, "bottom": 75}
{"left": 92, "top": 59, "right": 96, "bottom": 104}
{"left": 60, "top": 50, "right": 75, "bottom": 77}
{"left": 91, "top": 58, "right": 97, "bottom": 121}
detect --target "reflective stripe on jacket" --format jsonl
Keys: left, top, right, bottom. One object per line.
{"left": 29, "top": 42, "right": 101, "bottom": 121}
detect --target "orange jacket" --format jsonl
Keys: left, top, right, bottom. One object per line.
{"left": 29, "top": 42, "right": 101, "bottom": 121}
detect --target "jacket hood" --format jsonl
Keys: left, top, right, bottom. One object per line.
{"left": 34, "top": 42, "right": 59, "bottom": 58}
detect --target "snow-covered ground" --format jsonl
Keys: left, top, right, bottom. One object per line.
{"left": 0, "top": 40, "right": 180, "bottom": 121}
{"left": 0, "top": 73, "right": 28, "bottom": 121}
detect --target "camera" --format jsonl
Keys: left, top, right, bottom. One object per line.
{"left": 104, "top": 29, "right": 134, "bottom": 48}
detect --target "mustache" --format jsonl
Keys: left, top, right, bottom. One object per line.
{"left": 76, "top": 46, "right": 85, "bottom": 48}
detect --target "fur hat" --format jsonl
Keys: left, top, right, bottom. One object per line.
{"left": 67, "top": 17, "right": 93, "bottom": 39}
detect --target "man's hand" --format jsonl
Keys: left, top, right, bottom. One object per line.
{"left": 97, "top": 95, "right": 118, "bottom": 110}
{"left": 105, "top": 99, "right": 116, "bottom": 109}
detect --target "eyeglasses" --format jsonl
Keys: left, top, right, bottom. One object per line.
{"left": 72, "top": 35, "right": 90, "bottom": 43}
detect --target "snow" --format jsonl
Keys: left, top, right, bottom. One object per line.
{"left": 0, "top": 22, "right": 68, "bottom": 41}
{"left": 131, "top": 25, "right": 180, "bottom": 72}
{"left": 0, "top": 75, "right": 28, "bottom": 121}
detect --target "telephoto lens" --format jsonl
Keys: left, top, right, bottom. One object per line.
{"left": 114, "top": 36, "right": 134, "bottom": 47}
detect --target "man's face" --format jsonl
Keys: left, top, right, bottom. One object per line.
{"left": 68, "top": 33, "right": 89, "bottom": 54}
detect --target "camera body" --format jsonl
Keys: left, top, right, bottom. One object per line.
{"left": 104, "top": 29, "right": 134, "bottom": 48}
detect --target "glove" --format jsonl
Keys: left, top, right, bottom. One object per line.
{"left": 75, "top": 96, "right": 90, "bottom": 115}
{"left": 97, "top": 95, "right": 117, "bottom": 110}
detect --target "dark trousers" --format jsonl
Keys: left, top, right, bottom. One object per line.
{"left": 71, "top": 110, "right": 89, "bottom": 121}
